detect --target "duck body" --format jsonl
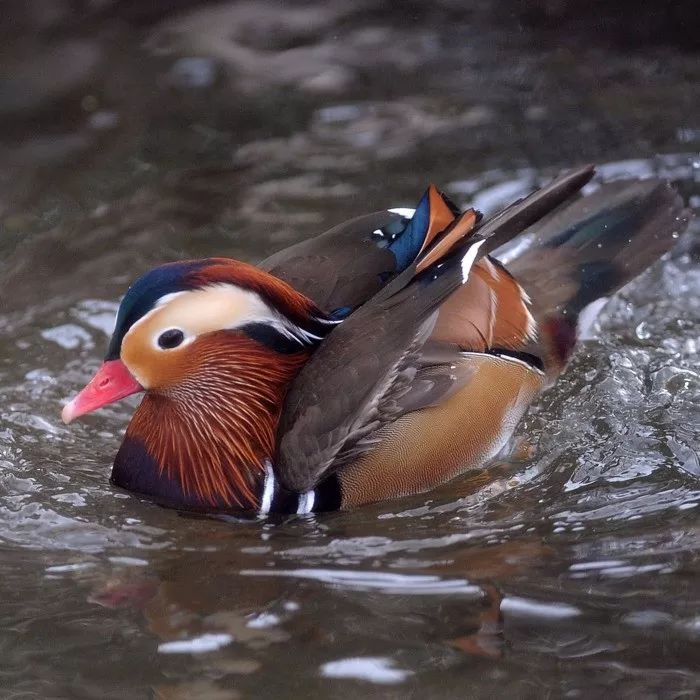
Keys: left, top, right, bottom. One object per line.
{"left": 62, "top": 167, "right": 689, "bottom": 515}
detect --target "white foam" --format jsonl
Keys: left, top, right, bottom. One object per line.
{"left": 320, "top": 657, "right": 412, "bottom": 684}
{"left": 501, "top": 596, "right": 582, "bottom": 619}
{"left": 157, "top": 633, "right": 233, "bottom": 654}
{"left": 108, "top": 556, "right": 148, "bottom": 567}
{"left": 40, "top": 324, "right": 94, "bottom": 350}
{"left": 569, "top": 559, "right": 628, "bottom": 572}
{"left": 577, "top": 297, "right": 609, "bottom": 340}
{"left": 240, "top": 568, "right": 481, "bottom": 596}
{"left": 246, "top": 612, "right": 280, "bottom": 629}
{"left": 471, "top": 178, "right": 533, "bottom": 214}
{"left": 45, "top": 563, "right": 96, "bottom": 573}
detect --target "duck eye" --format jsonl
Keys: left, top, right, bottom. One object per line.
{"left": 157, "top": 328, "right": 185, "bottom": 350}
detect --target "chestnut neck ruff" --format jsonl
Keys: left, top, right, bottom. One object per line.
{"left": 119, "top": 336, "right": 310, "bottom": 510}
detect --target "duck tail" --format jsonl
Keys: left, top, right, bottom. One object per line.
{"left": 495, "top": 178, "right": 691, "bottom": 374}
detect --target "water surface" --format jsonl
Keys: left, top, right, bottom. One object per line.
{"left": 1, "top": 3, "right": 699, "bottom": 698}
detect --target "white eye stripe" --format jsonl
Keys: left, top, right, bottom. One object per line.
{"left": 124, "top": 283, "right": 326, "bottom": 354}
{"left": 155, "top": 291, "right": 188, "bottom": 307}
{"left": 122, "top": 304, "right": 165, "bottom": 342}
{"left": 201, "top": 283, "right": 316, "bottom": 342}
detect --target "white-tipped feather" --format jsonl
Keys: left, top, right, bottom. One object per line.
{"left": 516, "top": 282, "right": 532, "bottom": 306}
{"left": 460, "top": 239, "right": 486, "bottom": 283}
{"left": 511, "top": 280, "right": 537, "bottom": 341}
{"left": 481, "top": 257, "right": 501, "bottom": 282}
{"left": 388, "top": 207, "right": 416, "bottom": 218}
{"left": 268, "top": 310, "right": 321, "bottom": 345}
{"left": 460, "top": 350, "right": 544, "bottom": 375}
{"left": 129, "top": 283, "right": 324, "bottom": 353}
{"left": 524, "top": 309, "right": 538, "bottom": 341}
{"left": 487, "top": 288, "right": 498, "bottom": 346}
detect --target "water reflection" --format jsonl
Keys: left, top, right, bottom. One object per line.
{"left": 76, "top": 533, "right": 544, "bottom": 693}
{"left": 43, "top": 515, "right": 695, "bottom": 698}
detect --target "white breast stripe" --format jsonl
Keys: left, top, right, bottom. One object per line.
{"left": 259, "top": 461, "right": 276, "bottom": 515}
{"left": 297, "top": 490, "right": 315, "bottom": 515}
{"left": 461, "top": 239, "right": 486, "bottom": 283}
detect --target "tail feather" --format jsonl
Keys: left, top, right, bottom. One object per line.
{"left": 480, "top": 165, "right": 595, "bottom": 254}
{"left": 497, "top": 178, "right": 691, "bottom": 374}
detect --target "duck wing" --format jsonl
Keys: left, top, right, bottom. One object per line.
{"left": 260, "top": 166, "right": 595, "bottom": 317}
{"left": 274, "top": 230, "right": 498, "bottom": 493}
{"left": 274, "top": 169, "right": 689, "bottom": 507}
{"left": 259, "top": 185, "right": 459, "bottom": 314}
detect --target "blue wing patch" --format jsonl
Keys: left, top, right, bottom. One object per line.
{"left": 370, "top": 191, "right": 431, "bottom": 270}
{"left": 386, "top": 191, "right": 430, "bottom": 269}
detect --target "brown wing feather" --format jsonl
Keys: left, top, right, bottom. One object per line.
{"left": 481, "top": 259, "right": 536, "bottom": 349}
{"left": 419, "top": 184, "right": 459, "bottom": 254}
{"left": 260, "top": 187, "right": 458, "bottom": 314}
{"left": 431, "top": 256, "right": 536, "bottom": 353}
{"left": 416, "top": 209, "right": 478, "bottom": 273}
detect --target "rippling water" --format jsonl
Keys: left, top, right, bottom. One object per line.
{"left": 1, "top": 3, "right": 699, "bottom": 698}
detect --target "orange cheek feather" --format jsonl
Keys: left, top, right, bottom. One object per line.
{"left": 123, "top": 333, "right": 311, "bottom": 508}
{"left": 121, "top": 341, "right": 191, "bottom": 392}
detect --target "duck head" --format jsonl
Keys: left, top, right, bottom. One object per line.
{"left": 62, "top": 258, "right": 333, "bottom": 511}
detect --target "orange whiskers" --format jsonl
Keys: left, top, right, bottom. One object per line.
{"left": 126, "top": 334, "right": 310, "bottom": 509}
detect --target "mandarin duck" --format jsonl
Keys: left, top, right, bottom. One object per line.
{"left": 62, "top": 166, "right": 689, "bottom": 515}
